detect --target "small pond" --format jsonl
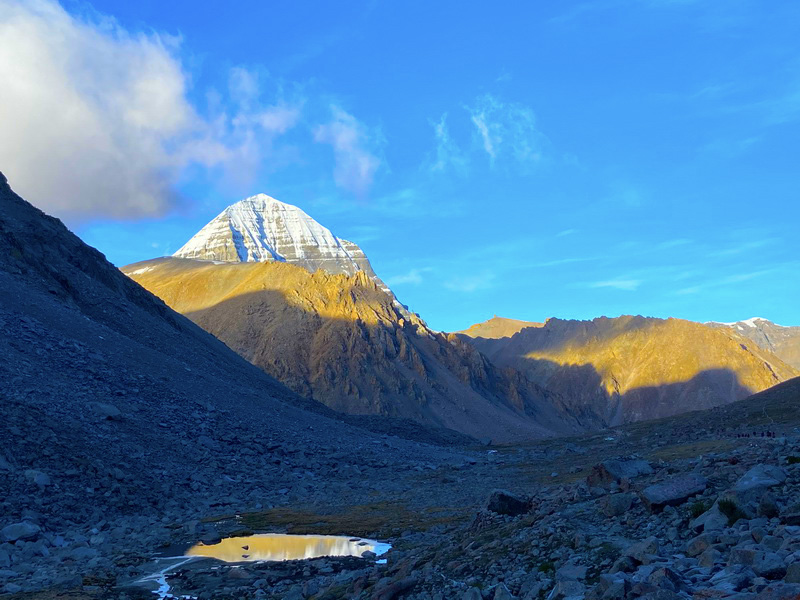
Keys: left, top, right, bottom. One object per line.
{"left": 185, "top": 533, "right": 391, "bottom": 563}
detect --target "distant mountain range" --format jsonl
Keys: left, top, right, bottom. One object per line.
{"left": 123, "top": 193, "right": 800, "bottom": 439}
{"left": 457, "top": 315, "right": 798, "bottom": 428}
{"left": 706, "top": 317, "right": 800, "bottom": 370}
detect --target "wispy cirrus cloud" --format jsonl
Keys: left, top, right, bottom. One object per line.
{"left": 0, "top": 0, "right": 303, "bottom": 221}
{"left": 313, "top": 106, "right": 382, "bottom": 197}
{"left": 429, "top": 113, "right": 466, "bottom": 173}
{"left": 386, "top": 267, "right": 433, "bottom": 286}
{"left": 466, "top": 94, "right": 548, "bottom": 167}
{"left": 444, "top": 271, "right": 496, "bottom": 293}
{"left": 589, "top": 278, "right": 643, "bottom": 291}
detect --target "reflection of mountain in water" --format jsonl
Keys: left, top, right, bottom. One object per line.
{"left": 185, "top": 534, "right": 388, "bottom": 563}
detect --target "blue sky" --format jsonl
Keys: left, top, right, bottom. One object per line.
{"left": 2, "top": 1, "right": 799, "bottom": 331}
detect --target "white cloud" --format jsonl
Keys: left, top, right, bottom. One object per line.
{"left": 590, "top": 279, "right": 642, "bottom": 291}
{"left": 429, "top": 113, "right": 466, "bottom": 173}
{"left": 386, "top": 268, "right": 431, "bottom": 286}
{"left": 313, "top": 106, "right": 381, "bottom": 197}
{"left": 466, "top": 94, "right": 547, "bottom": 166}
{"left": 444, "top": 272, "right": 496, "bottom": 293}
{"left": 0, "top": 0, "right": 301, "bottom": 221}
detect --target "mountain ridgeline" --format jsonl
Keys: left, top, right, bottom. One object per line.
{"left": 122, "top": 257, "right": 577, "bottom": 442}
{"left": 706, "top": 317, "right": 800, "bottom": 370}
{"left": 123, "top": 193, "right": 800, "bottom": 440}
{"left": 458, "top": 315, "right": 799, "bottom": 427}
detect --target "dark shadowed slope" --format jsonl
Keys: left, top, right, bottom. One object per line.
{"left": 0, "top": 171, "right": 463, "bottom": 540}
{"left": 123, "top": 257, "right": 581, "bottom": 442}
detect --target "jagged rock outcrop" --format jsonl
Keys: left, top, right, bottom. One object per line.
{"left": 122, "top": 257, "right": 579, "bottom": 442}
{"left": 458, "top": 315, "right": 799, "bottom": 428}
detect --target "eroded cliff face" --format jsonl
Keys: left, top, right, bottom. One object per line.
{"left": 123, "top": 257, "right": 576, "bottom": 442}
{"left": 459, "top": 315, "right": 799, "bottom": 427}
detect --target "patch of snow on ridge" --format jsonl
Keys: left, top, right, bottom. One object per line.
{"left": 706, "top": 317, "right": 785, "bottom": 328}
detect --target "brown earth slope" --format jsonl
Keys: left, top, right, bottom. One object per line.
{"left": 123, "top": 257, "right": 581, "bottom": 442}
{"left": 458, "top": 315, "right": 799, "bottom": 428}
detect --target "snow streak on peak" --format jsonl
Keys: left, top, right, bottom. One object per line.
{"left": 174, "top": 193, "right": 358, "bottom": 265}
{"left": 706, "top": 317, "right": 784, "bottom": 328}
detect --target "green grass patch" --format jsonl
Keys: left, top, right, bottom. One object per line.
{"left": 211, "top": 501, "right": 469, "bottom": 539}
{"left": 718, "top": 499, "right": 748, "bottom": 526}
{"left": 689, "top": 500, "right": 711, "bottom": 519}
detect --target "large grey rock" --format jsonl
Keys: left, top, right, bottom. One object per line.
{"left": 88, "top": 401, "right": 122, "bottom": 420}
{"left": 640, "top": 474, "right": 707, "bottom": 512}
{"left": 625, "top": 536, "right": 659, "bottom": 564}
{"left": 729, "top": 548, "right": 786, "bottom": 579}
{"left": 462, "top": 588, "right": 482, "bottom": 600}
{"left": 686, "top": 533, "right": 714, "bottom": 557}
{"left": 493, "top": 584, "right": 515, "bottom": 600}
{"left": 556, "top": 563, "right": 588, "bottom": 581}
{"left": 729, "top": 464, "right": 787, "bottom": 505}
{"left": 604, "top": 493, "right": 633, "bottom": 517}
{"left": 486, "top": 490, "right": 531, "bottom": 517}
{"left": 690, "top": 504, "right": 728, "bottom": 533}
{"left": 587, "top": 460, "right": 653, "bottom": 488}
{"left": 752, "top": 583, "right": 800, "bottom": 599}
{"left": 1, "top": 522, "right": 40, "bottom": 542}
{"left": 547, "top": 580, "right": 585, "bottom": 600}
{"left": 23, "top": 469, "right": 50, "bottom": 487}
{"left": 785, "top": 562, "right": 800, "bottom": 583}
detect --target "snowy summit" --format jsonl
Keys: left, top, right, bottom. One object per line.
{"left": 173, "top": 194, "right": 376, "bottom": 278}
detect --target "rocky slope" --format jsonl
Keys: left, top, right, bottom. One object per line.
{"left": 457, "top": 316, "right": 543, "bottom": 339}
{"left": 708, "top": 317, "right": 800, "bottom": 370}
{"left": 95, "top": 377, "right": 800, "bottom": 600}
{"left": 0, "top": 171, "right": 471, "bottom": 594}
{"left": 173, "top": 194, "right": 382, "bottom": 283}
{"left": 458, "top": 315, "right": 799, "bottom": 429}
{"left": 122, "top": 257, "right": 579, "bottom": 442}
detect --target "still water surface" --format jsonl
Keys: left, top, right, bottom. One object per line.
{"left": 185, "top": 533, "right": 391, "bottom": 563}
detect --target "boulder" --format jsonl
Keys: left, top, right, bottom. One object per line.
{"left": 548, "top": 580, "right": 585, "bottom": 600}
{"left": 752, "top": 583, "right": 800, "bottom": 599}
{"left": 88, "top": 401, "right": 122, "bottom": 420}
{"left": 785, "top": 562, "right": 800, "bottom": 584}
{"left": 486, "top": 490, "right": 531, "bottom": 517}
{"left": 556, "top": 563, "right": 588, "bottom": 582}
{"left": 462, "top": 588, "right": 482, "bottom": 600}
{"left": 493, "top": 584, "right": 515, "bottom": 600}
{"left": 640, "top": 474, "right": 707, "bottom": 512}
{"left": 646, "top": 567, "right": 685, "bottom": 593}
{"left": 587, "top": 460, "right": 653, "bottom": 488}
{"left": 604, "top": 493, "right": 633, "bottom": 517}
{"left": 728, "top": 464, "right": 787, "bottom": 505}
{"left": 690, "top": 504, "right": 728, "bottom": 533}
{"left": 686, "top": 533, "right": 714, "bottom": 557}
{"left": 1, "top": 521, "right": 40, "bottom": 542}
{"left": 23, "top": 469, "right": 50, "bottom": 487}
{"left": 624, "top": 536, "right": 659, "bottom": 564}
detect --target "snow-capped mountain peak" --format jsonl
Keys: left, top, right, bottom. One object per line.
{"left": 173, "top": 194, "right": 377, "bottom": 279}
